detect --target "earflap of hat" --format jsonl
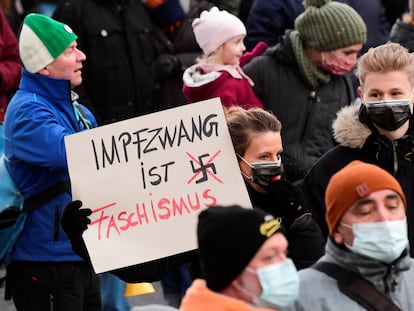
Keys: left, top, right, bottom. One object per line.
{"left": 19, "top": 24, "right": 54, "bottom": 73}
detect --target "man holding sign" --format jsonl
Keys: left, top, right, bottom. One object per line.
{"left": 3, "top": 13, "right": 100, "bottom": 310}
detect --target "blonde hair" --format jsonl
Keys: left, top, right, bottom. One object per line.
{"left": 225, "top": 106, "right": 281, "bottom": 156}
{"left": 358, "top": 43, "right": 414, "bottom": 86}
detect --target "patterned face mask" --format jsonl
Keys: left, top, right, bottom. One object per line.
{"left": 321, "top": 51, "right": 357, "bottom": 75}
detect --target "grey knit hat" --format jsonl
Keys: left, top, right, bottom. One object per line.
{"left": 295, "top": 0, "right": 367, "bottom": 51}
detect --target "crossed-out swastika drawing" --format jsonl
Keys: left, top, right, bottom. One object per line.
{"left": 186, "top": 150, "right": 223, "bottom": 184}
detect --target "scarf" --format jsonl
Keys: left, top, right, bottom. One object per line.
{"left": 199, "top": 61, "right": 255, "bottom": 86}
{"left": 289, "top": 30, "right": 330, "bottom": 89}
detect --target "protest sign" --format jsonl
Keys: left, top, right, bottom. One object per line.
{"left": 65, "top": 98, "right": 252, "bottom": 273}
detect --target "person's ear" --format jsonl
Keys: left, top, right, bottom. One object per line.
{"left": 38, "top": 67, "right": 50, "bottom": 76}
{"left": 333, "top": 229, "right": 344, "bottom": 245}
{"left": 357, "top": 86, "right": 364, "bottom": 101}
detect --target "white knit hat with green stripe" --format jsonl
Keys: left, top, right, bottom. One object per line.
{"left": 19, "top": 13, "right": 78, "bottom": 73}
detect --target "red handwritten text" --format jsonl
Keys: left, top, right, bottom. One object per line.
{"left": 90, "top": 189, "right": 217, "bottom": 240}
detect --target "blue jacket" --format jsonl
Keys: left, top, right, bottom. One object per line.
{"left": 3, "top": 69, "right": 97, "bottom": 262}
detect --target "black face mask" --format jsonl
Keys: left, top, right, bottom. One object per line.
{"left": 366, "top": 99, "right": 412, "bottom": 131}
{"left": 238, "top": 155, "right": 284, "bottom": 189}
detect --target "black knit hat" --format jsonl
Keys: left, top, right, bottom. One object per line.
{"left": 295, "top": 0, "right": 367, "bottom": 51}
{"left": 197, "top": 205, "right": 282, "bottom": 291}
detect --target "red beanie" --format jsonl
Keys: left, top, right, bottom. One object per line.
{"left": 325, "top": 161, "right": 406, "bottom": 235}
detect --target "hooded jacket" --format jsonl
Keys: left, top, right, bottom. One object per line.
{"left": 182, "top": 62, "right": 263, "bottom": 109}
{"left": 182, "top": 41, "right": 268, "bottom": 108}
{"left": 286, "top": 239, "right": 414, "bottom": 310}
{"left": 243, "top": 33, "right": 355, "bottom": 184}
{"left": 301, "top": 104, "right": 414, "bottom": 256}
{"left": 179, "top": 279, "right": 275, "bottom": 311}
{"left": 3, "top": 69, "right": 97, "bottom": 262}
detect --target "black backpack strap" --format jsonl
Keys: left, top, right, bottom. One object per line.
{"left": 23, "top": 181, "right": 71, "bottom": 212}
{"left": 313, "top": 261, "right": 401, "bottom": 311}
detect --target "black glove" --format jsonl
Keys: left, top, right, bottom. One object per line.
{"left": 0, "top": 208, "right": 20, "bottom": 229}
{"left": 265, "top": 180, "right": 308, "bottom": 228}
{"left": 153, "top": 54, "right": 180, "bottom": 80}
{"left": 61, "top": 200, "right": 91, "bottom": 260}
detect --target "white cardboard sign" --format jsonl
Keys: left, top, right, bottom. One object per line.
{"left": 65, "top": 98, "right": 252, "bottom": 273}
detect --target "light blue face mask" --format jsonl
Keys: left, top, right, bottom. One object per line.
{"left": 247, "top": 258, "right": 299, "bottom": 308}
{"left": 342, "top": 218, "right": 408, "bottom": 264}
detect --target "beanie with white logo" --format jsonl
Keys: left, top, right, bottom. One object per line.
{"left": 19, "top": 13, "right": 78, "bottom": 73}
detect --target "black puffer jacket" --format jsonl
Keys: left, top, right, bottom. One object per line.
{"left": 53, "top": 0, "right": 174, "bottom": 124}
{"left": 243, "top": 33, "right": 355, "bottom": 184}
{"left": 390, "top": 19, "right": 414, "bottom": 53}
{"left": 247, "top": 183, "right": 325, "bottom": 269}
{"left": 302, "top": 104, "right": 414, "bottom": 258}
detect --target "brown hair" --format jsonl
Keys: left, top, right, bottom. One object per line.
{"left": 0, "top": 0, "right": 10, "bottom": 13}
{"left": 358, "top": 43, "right": 414, "bottom": 86}
{"left": 225, "top": 106, "right": 282, "bottom": 156}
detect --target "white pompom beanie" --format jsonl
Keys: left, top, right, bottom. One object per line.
{"left": 19, "top": 13, "right": 78, "bottom": 73}
{"left": 192, "top": 7, "right": 246, "bottom": 56}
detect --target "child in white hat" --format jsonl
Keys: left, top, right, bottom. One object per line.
{"left": 182, "top": 7, "right": 266, "bottom": 110}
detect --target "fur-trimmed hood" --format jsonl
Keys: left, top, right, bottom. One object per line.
{"left": 332, "top": 104, "right": 372, "bottom": 149}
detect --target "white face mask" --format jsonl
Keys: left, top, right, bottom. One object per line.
{"left": 341, "top": 218, "right": 408, "bottom": 264}
{"left": 245, "top": 258, "right": 299, "bottom": 308}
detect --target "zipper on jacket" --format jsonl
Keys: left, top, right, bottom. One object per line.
{"left": 53, "top": 205, "right": 60, "bottom": 242}
{"left": 392, "top": 141, "right": 398, "bottom": 176}
{"left": 384, "top": 264, "right": 397, "bottom": 293}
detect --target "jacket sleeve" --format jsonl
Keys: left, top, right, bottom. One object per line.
{"left": 287, "top": 216, "right": 325, "bottom": 270}
{"left": 301, "top": 165, "right": 330, "bottom": 240}
{"left": 390, "top": 19, "right": 414, "bottom": 53}
{"left": 111, "top": 250, "right": 197, "bottom": 283}
{"left": 239, "top": 41, "right": 268, "bottom": 67}
{"left": 0, "top": 9, "right": 21, "bottom": 95}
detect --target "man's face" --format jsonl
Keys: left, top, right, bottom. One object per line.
{"left": 334, "top": 189, "right": 406, "bottom": 246}
{"left": 43, "top": 41, "right": 86, "bottom": 88}
{"left": 359, "top": 70, "right": 414, "bottom": 140}
{"left": 235, "top": 233, "right": 288, "bottom": 298}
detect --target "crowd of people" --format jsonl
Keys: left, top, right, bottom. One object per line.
{"left": 1, "top": 0, "right": 414, "bottom": 310}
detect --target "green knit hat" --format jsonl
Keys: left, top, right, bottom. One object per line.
{"left": 295, "top": 0, "right": 367, "bottom": 51}
{"left": 19, "top": 13, "right": 78, "bottom": 73}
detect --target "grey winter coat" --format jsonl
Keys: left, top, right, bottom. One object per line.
{"left": 284, "top": 239, "right": 414, "bottom": 311}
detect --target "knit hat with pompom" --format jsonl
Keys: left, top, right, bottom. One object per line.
{"left": 295, "top": 0, "right": 367, "bottom": 51}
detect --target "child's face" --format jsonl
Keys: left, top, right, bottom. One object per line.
{"left": 215, "top": 34, "right": 246, "bottom": 65}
